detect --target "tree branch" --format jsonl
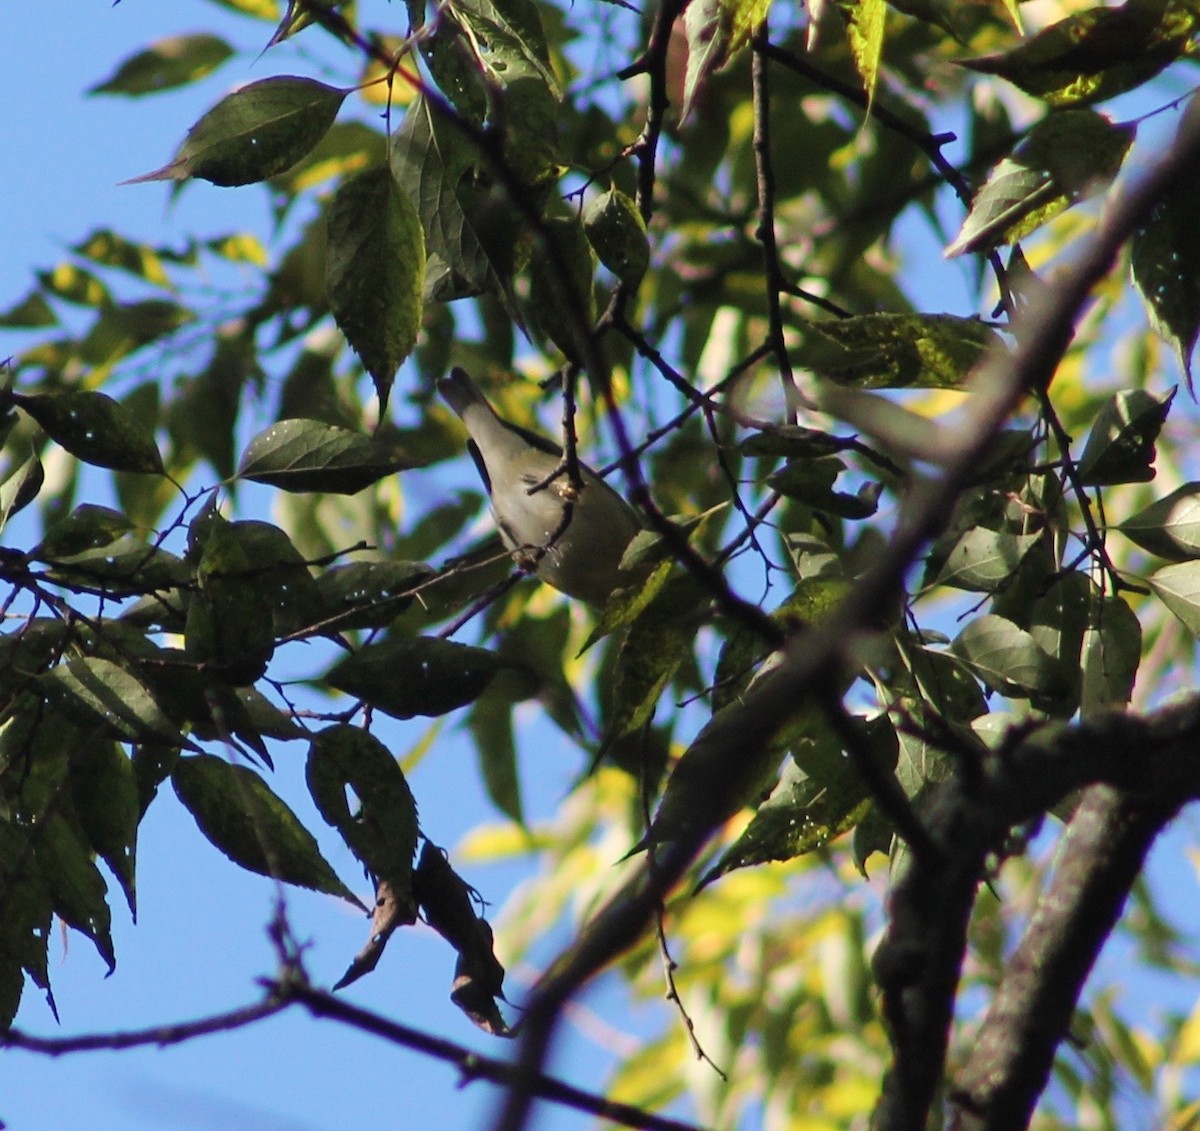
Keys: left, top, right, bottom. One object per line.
{"left": 271, "top": 978, "right": 711, "bottom": 1131}
{"left": 947, "top": 784, "right": 1180, "bottom": 1131}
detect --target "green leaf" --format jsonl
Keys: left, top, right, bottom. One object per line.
{"left": 528, "top": 205, "right": 596, "bottom": 364}
{"left": 36, "top": 814, "right": 114, "bottom": 973}
{"left": 797, "top": 313, "right": 1001, "bottom": 388}
{"left": 699, "top": 720, "right": 886, "bottom": 888}
{"left": 448, "top": 0, "right": 561, "bottom": 184}
{"left": 88, "top": 34, "right": 234, "bottom": 97}
{"left": 72, "top": 229, "right": 184, "bottom": 285}
{"left": 68, "top": 741, "right": 139, "bottom": 918}
{"left": 606, "top": 576, "right": 706, "bottom": 747}
{"left": 124, "top": 76, "right": 348, "bottom": 187}
{"left": 324, "top": 636, "right": 505, "bottom": 719}
{"left": 237, "top": 418, "right": 425, "bottom": 493}
{"left": 185, "top": 515, "right": 278, "bottom": 686}
{"left": 898, "top": 639, "right": 989, "bottom": 723}
{"left": 584, "top": 188, "right": 649, "bottom": 287}
{"left": 173, "top": 754, "right": 360, "bottom": 904}
{"left": 306, "top": 725, "right": 419, "bottom": 911}
{"left": 0, "top": 289, "right": 57, "bottom": 328}
{"left": 466, "top": 689, "right": 523, "bottom": 824}
{"left": 391, "top": 97, "right": 522, "bottom": 316}
{"left": 1119, "top": 483, "right": 1200, "bottom": 560}
{"left": 12, "top": 390, "right": 164, "bottom": 474}
{"left": 947, "top": 110, "right": 1135, "bottom": 257}
{"left": 680, "top": 0, "right": 771, "bottom": 120}
{"left": 1148, "top": 561, "right": 1200, "bottom": 636}
{"left": 1131, "top": 136, "right": 1200, "bottom": 391}
{"left": 1076, "top": 387, "right": 1174, "bottom": 486}
{"left": 326, "top": 165, "right": 426, "bottom": 414}
{"left": 934, "top": 527, "right": 1042, "bottom": 591}
{"left": 313, "top": 561, "right": 433, "bottom": 632}
{"left": 266, "top": 0, "right": 351, "bottom": 47}
{"left": 843, "top": 0, "right": 888, "bottom": 107}
{"left": 951, "top": 614, "right": 1058, "bottom": 697}
{"left": 766, "top": 456, "right": 880, "bottom": 519}
{"left": 1081, "top": 595, "right": 1141, "bottom": 714}
{"left": 960, "top": 0, "right": 1199, "bottom": 107}
{"left": 210, "top": 0, "right": 277, "bottom": 16}
{"left": 0, "top": 454, "right": 44, "bottom": 534}
{"left": 39, "top": 658, "right": 189, "bottom": 748}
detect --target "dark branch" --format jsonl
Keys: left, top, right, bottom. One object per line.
{"left": 947, "top": 785, "right": 1180, "bottom": 1131}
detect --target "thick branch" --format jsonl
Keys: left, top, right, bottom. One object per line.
{"left": 947, "top": 785, "right": 1180, "bottom": 1131}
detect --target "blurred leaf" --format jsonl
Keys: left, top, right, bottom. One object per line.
{"left": 1077, "top": 387, "right": 1174, "bottom": 486}
{"left": 88, "top": 34, "right": 234, "bottom": 97}
{"left": 947, "top": 110, "right": 1135, "bottom": 257}
{"left": 960, "top": 0, "right": 1199, "bottom": 107}
{"left": 797, "top": 313, "right": 1000, "bottom": 388}
{"left": 0, "top": 290, "right": 57, "bottom": 328}
{"left": 1119, "top": 483, "right": 1200, "bottom": 560}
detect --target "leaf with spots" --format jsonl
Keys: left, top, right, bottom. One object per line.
{"left": 12, "top": 390, "right": 163, "bottom": 474}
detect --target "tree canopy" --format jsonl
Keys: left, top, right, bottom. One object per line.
{"left": 4, "top": 1, "right": 1200, "bottom": 1129}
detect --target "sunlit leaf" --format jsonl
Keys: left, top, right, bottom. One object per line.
{"left": 843, "top": 0, "right": 887, "bottom": 106}
{"left": 961, "top": 0, "right": 1199, "bottom": 107}
{"left": 947, "top": 110, "right": 1135, "bottom": 257}
{"left": 1148, "top": 560, "right": 1200, "bottom": 636}
{"left": 1119, "top": 483, "right": 1200, "bottom": 560}
{"left": 1076, "top": 387, "right": 1174, "bottom": 486}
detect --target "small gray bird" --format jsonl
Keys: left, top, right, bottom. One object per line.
{"left": 438, "top": 368, "right": 644, "bottom": 607}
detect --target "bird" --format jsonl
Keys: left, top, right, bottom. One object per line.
{"left": 438, "top": 368, "right": 645, "bottom": 608}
